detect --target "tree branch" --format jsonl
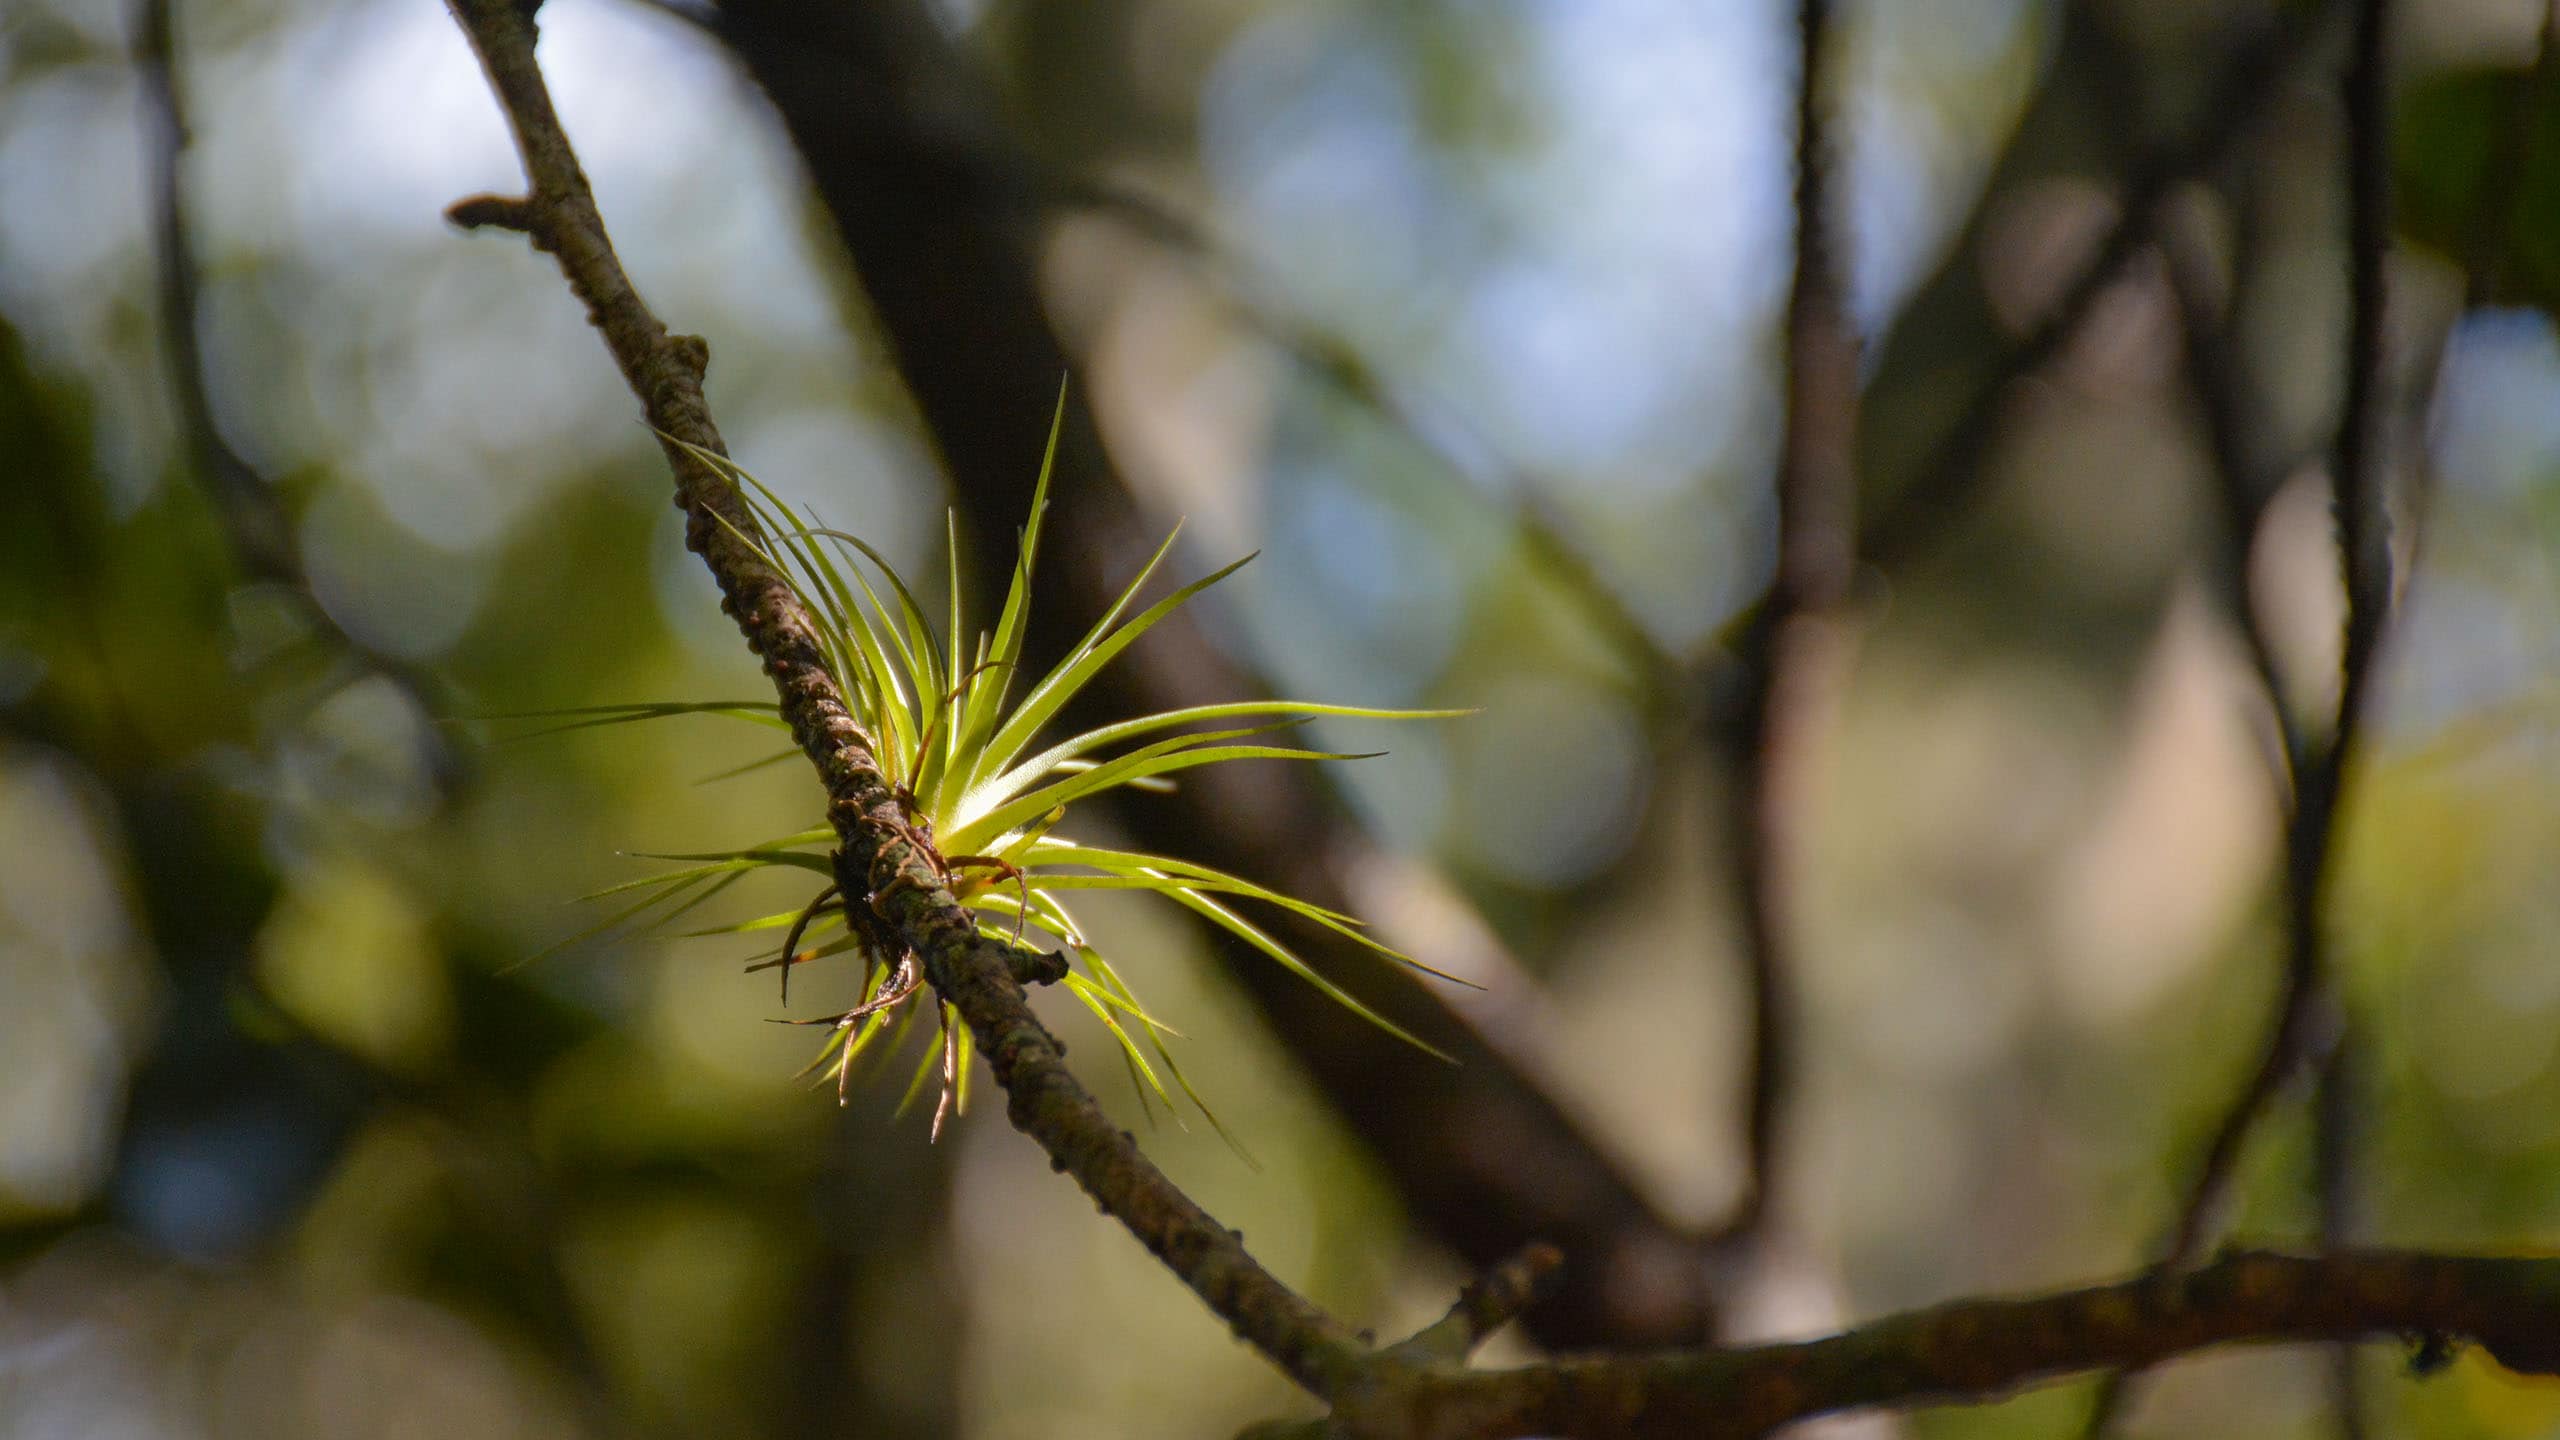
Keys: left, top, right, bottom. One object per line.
{"left": 1697, "top": 22, "right": 2350, "bottom": 1262}
{"left": 2155, "top": 0, "right": 2397, "bottom": 1289}
{"left": 2308, "top": 34, "right": 2396, "bottom": 1440}
{"left": 1315, "top": 1249, "right": 2560, "bottom": 1440}
{"left": 441, "top": 0, "right": 1364, "bottom": 1397}
{"left": 2083, "top": 6, "right": 2398, "bottom": 1432}
{"left": 1393, "top": 1244, "right": 1567, "bottom": 1366}
{"left": 1704, "top": 0, "right": 1857, "bottom": 1249}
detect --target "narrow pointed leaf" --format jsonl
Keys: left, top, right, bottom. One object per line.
{"left": 970, "top": 541, "right": 1249, "bottom": 794}
{"left": 949, "top": 732, "right": 1373, "bottom": 857}
{"left": 1162, "top": 888, "right": 1454, "bottom": 1064}
{"left": 979, "top": 700, "right": 1466, "bottom": 818}
{"left": 694, "top": 747, "right": 802, "bottom": 785}
{"left": 1064, "top": 972, "right": 1178, "bottom": 1121}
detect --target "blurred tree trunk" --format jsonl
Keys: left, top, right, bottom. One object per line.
{"left": 714, "top": 0, "right": 1718, "bottom": 1349}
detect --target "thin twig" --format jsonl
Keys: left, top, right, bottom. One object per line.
{"left": 2155, "top": 0, "right": 2395, "bottom": 1282}
{"left": 2301, "top": 0, "right": 2399, "bottom": 1344}
{"left": 2158, "top": 173, "right": 2377, "bottom": 1440}
{"left": 2333, "top": 6, "right": 2398, "bottom": 718}
{"left": 1708, "top": 0, "right": 1857, "bottom": 1248}
{"left": 1387, "top": 1243, "right": 1568, "bottom": 1366}
{"left": 2186, "top": 0, "right": 2395, "bottom": 1273}
{"left": 2083, "top": 7, "right": 2398, "bottom": 1435}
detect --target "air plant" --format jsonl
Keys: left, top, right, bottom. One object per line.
{"left": 524, "top": 404, "right": 1463, "bottom": 1142}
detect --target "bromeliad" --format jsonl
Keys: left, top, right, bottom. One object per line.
{"left": 525, "top": 399, "right": 1464, "bottom": 1140}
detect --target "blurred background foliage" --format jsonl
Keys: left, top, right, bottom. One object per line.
{"left": 2, "top": 0, "right": 2559, "bottom": 1436}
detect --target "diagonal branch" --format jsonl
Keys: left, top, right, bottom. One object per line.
{"left": 441, "top": 0, "right": 1364, "bottom": 1397}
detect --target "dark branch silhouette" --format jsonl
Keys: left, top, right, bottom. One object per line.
{"left": 1706, "top": 0, "right": 1857, "bottom": 1249}
{"left": 1287, "top": 1249, "right": 2560, "bottom": 1440}
{"left": 2084, "top": 3, "right": 2399, "bottom": 1434}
